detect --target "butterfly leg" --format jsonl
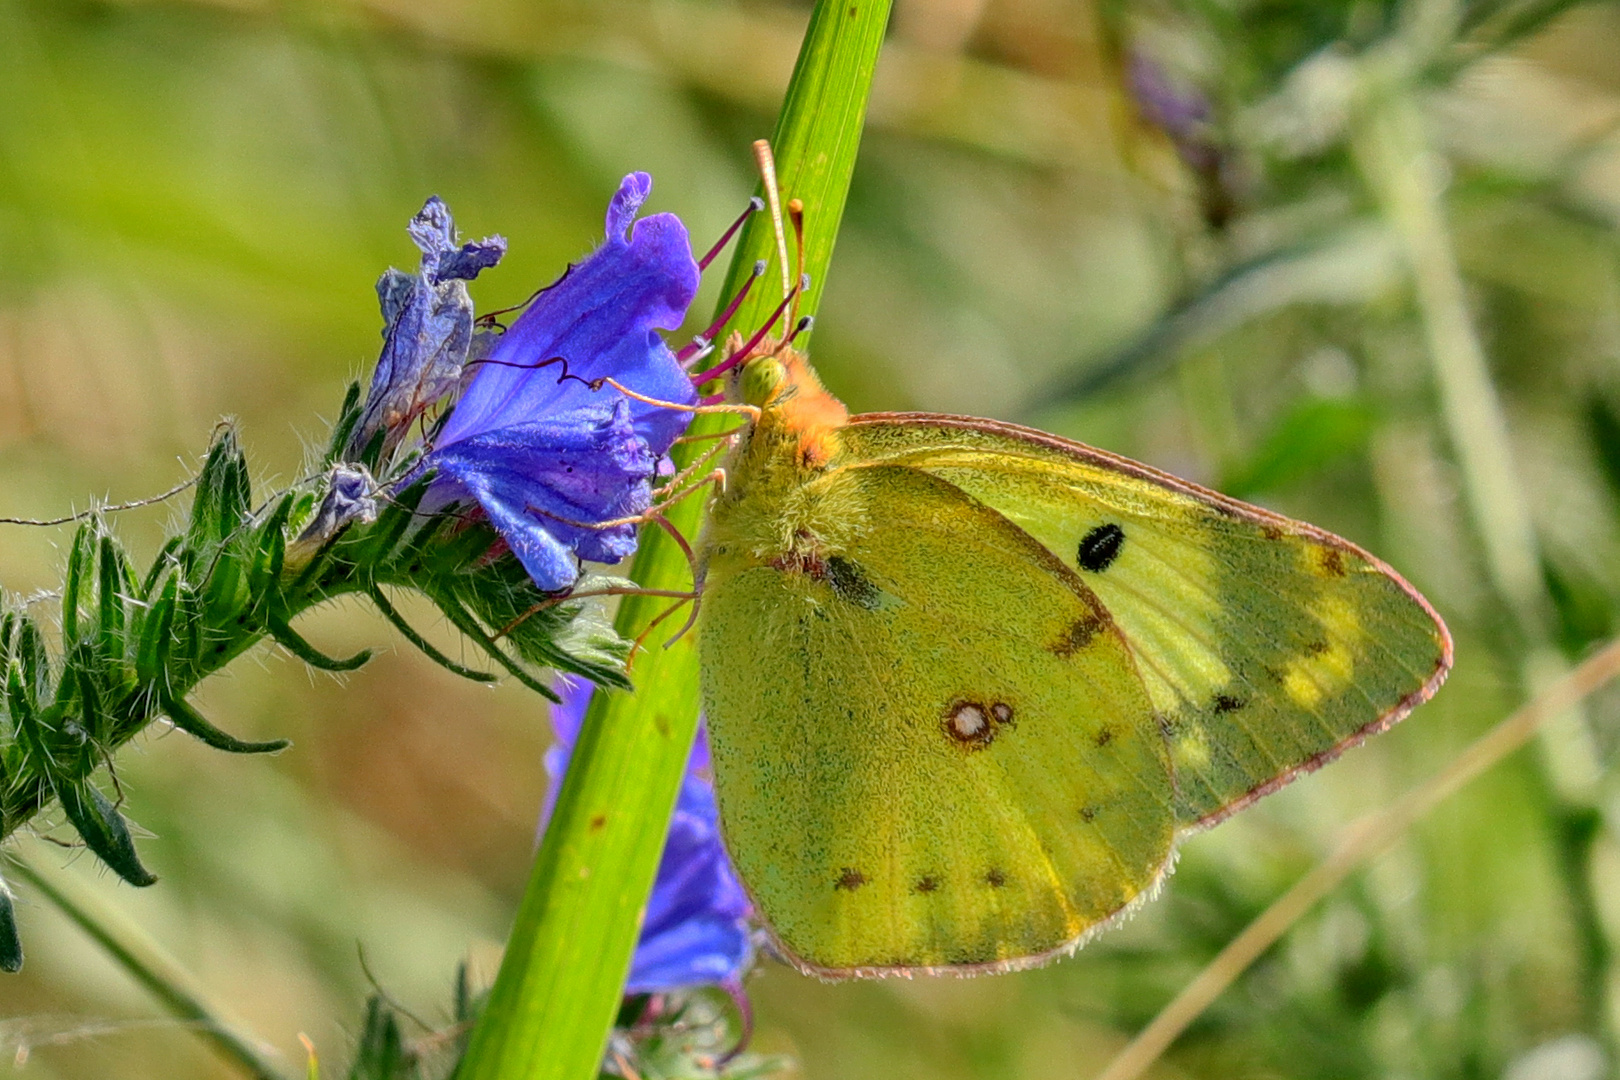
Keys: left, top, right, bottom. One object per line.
{"left": 653, "top": 439, "right": 731, "bottom": 501}
{"left": 535, "top": 462, "right": 729, "bottom": 534}
{"left": 600, "top": 377, "right": 761, "bottom": 423}
{"left": 626, "top": 592, "right": 700, "bottom": 672}
{"left": 491, "top": 583, "right": 699, "bottom": 640}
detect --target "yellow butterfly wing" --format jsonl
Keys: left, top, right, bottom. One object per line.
{"left": 699, "top": 463, "right": 1177, "bottom": 977}
{"left": 836, "top": 413, "right": 1454, "bottom": 828}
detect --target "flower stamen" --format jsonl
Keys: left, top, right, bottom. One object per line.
{"left": 698, "top": 197, "right": 765, "bottom": 272}
{"left": 678, "top": 261, "right": 766, "bottom": 365}
{"left": 686, "top": 278, "right": 804, "bottom": 388}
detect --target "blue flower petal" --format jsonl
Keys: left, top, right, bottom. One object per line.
{"left": 418, "top": 174, "right": 699, "bottom": 592}
{"left": 438, "top": 172, "right": 699, "bottom": 459}
{"left": 408, "top": 196, "right": 507, "bottom": 283}
{"left": 352, "top": 197, "right": 507, "bottom": 456}
{"left": 543, "top": 686, "right": 753, "bottom": 994}
{"left": 427, "top": 398, "right": 653, "bottom": 593}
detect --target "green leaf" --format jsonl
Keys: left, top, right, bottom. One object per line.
{"left": 161, "top": 691, "right": 290, "bottom": 756}
{"left": 76, "top": 662, "right": 109, "bottom": 754}
{"left": 8, "top": 658, "right": 53, "bottom": 775}
{"left": 346, "top": 997, "right": 410, "bottom": 1080}
{"left": 0, "top": 875, "right": 21, "bottom": 973}
{"left": 432, "top": 594, "right": 558, "bottom": 700}
{"left": 173, "top": 579, "right": 205, "bottom": 672}
{"left": 136, "top": 574, "right": 179, "bottom": 686}
{"left": 141, "top": 535, "right": 183, "bottom": 599}
{"left": 97, "top": 534, "right": 130, "bottom": 663}
{"left": 62, "top": 523, "right": 95, "bottom": 645}
{"left": 344, "top": 476, "right": 427, "bottom": 572}
{"left": 55, "top": 779, "right": 158, "bottom": 888}
{"left": 13, "top": 615, "right": 50, "bottom": 710}
{"left": 247, "top": 495, "right": 295, "bottom": 608}
{"left": 266, "top": 613, "right": 373, "bottom": 672}
{"left": 366, "top": 584, "right": 497, "bottom": 682}
{"left": 1219, "top": 396, "right": 1378, "bottom": 499}
{"left": 325, "top": 380, "right": 364, "bottom": 468}
{"left": 452, "top": 2, "right": 893, "bottom": 1077}
{"left": 188, "top": 427, "right": 251, "bottom": 552}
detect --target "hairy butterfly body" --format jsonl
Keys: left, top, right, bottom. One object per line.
{"left": 696, "top": 345, "right": 1451, "bottom": 978}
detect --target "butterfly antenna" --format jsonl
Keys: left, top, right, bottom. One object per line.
{"left": 752, "top": 139, "right": 792, "bottom": 299}
{"left": 780, "top": 314, "right": 814, "bottom": 351}
{"left": 787, "top": 197, "right": 807, "bottom": 325}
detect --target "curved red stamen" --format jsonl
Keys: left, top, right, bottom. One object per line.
{"left": 679, "top": 261, "right": 766, "bottom": 364}
{"left": 698, "top": 197, "right": 765, "bottom": 271}
{"left": 688, "top": 284, "right": 800, "bottom": 387}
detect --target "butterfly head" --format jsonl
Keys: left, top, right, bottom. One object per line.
{"left": 721, "top": 336, "right": 849, "bottom": 468}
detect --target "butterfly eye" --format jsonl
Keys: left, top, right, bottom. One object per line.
{"left": 739, "top": 356, "right": 787, "bottom": 407}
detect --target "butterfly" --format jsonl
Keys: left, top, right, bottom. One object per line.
{"left": 694, "top": 345, "right": 1452, "bottom": 978}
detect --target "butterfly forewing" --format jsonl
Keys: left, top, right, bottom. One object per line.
{"left": 838, "top": 414, "right": 1453, "bottom": 829}
{"left": 700, "top": 464, "right": 1176, "bottom": 976}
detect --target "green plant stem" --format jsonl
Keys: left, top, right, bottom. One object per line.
{"left": 451, "top": 4, "right": 892, "bottom": 1078}
{"left": 10, "top": 853, "right": 289, "bottom": 1080}
{"left": 1355, "top": 93, "right": 1548, "bottom": 642}
{"left": 1353, "top": 73, "right": 1615, "bottom": 1042}
{"left": 1092, "top": 636, "right": 1620, "bottom": 1080}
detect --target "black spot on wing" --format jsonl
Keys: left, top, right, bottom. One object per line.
{"left": 826, "top": 555, "right": 882, "bottom": 610}
{"left": 1316, "top": 546, "right": 1347, "bottom": 577}
{"left": 834, "top": 867, "right": 867, "bottom": 891}
{"left": 1051, "top": 610, "right": 1108, "bottom": 657}
{"left": 1077, "top": 523, "right": 1125, "bottom": 572}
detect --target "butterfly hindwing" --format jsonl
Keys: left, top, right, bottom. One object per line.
{"left": 699, "top": 463, "right": 1176, "bottom": 976}
{"left": 837, "top": 414, "right": 1453, "bottom": 829}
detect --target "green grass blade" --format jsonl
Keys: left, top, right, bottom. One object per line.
{"left": 451, "top": 3, "right": 893, "bottom": 1078}
{"left": 10, "top": 855, "right": 289, "bottom": 1080}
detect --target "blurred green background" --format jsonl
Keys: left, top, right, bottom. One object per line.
{"left": 2, "top": 0, "right": 1620, "bottom": 1077}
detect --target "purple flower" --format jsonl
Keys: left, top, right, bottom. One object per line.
{"left": 350, "top": 196, "right": 507, "bottom": 457}
{"left": 421, "top": 173, "right": 700, "bottom": 593}
{"left": 544, "top": 681, "right": 754, "bottom": 995}
{"left": 1126, "top": 51, "right": 1220, "bottom": 173}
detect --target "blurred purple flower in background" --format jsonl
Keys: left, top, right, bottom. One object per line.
{"left": 543, "top": 680, "right": 754, "bottom": 995}
{"left": 350, "top": 196, "right": 507, "bottom": 458}
{"left": 420, "top": 173, "right": 700, "bottom": 593}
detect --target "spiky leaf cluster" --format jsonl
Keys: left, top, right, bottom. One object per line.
{"left": 0, "top": 384, "right": 633, "bottom": 971}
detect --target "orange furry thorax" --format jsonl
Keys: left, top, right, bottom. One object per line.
{"left": 719, "top": 336, "right": 850, "bottom": 470}
{"left": 763, "top": 347, "right": 849, "bottom": 468}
